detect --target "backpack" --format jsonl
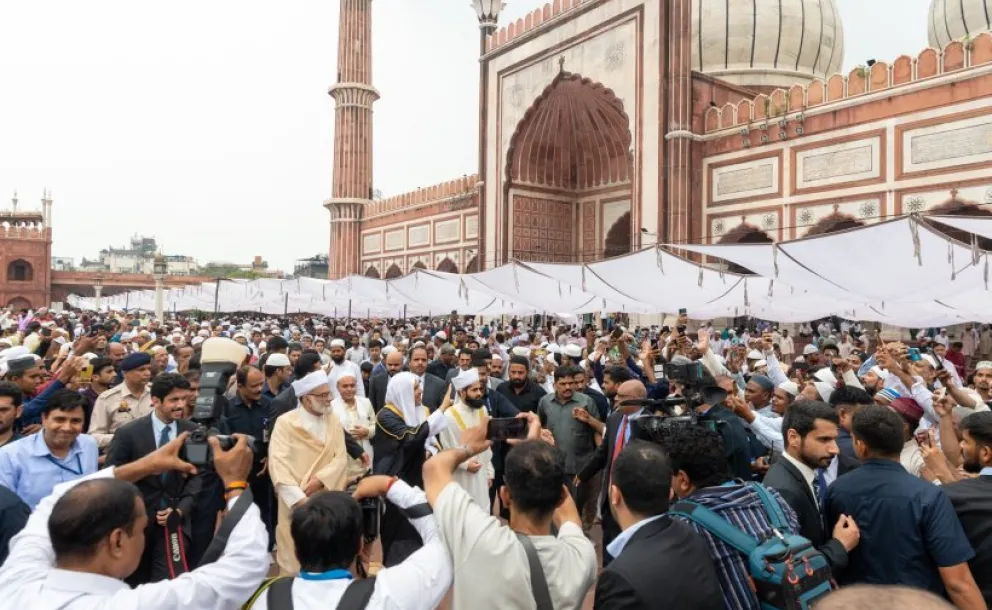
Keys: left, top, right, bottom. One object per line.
{"left": 670, "top": 482, "right": 834, "bottom": 610}
{"left": 242, "top": 575, "right": 377, "bottom": 610}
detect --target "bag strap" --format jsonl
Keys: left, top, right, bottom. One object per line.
{"left": 515, "top": 533, "right": 554, "bottom": 610}
{"left": 241, "top": 576, "right": 285, "bottom": 610}
{"left": 198, "top": 488, "right": 255, "bottom": 567}
{"left": 748, "top": 482, "right": 790, "bottom": 532}
{"left": 266, "top": 577, "right": 295, "bottom": 610}
{"left": 338, "top": 577, "right": 377, "bottom": 610}
{"left": 670, "top": 501, "right": 760, "bottom": 556}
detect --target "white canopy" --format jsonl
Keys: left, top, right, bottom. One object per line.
{"left": 67, "top": 214, "right": 992, "bottom": 326}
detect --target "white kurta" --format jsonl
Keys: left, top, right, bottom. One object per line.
{"left": 437, "top": 402, "right": 494, "bottom": 511}
{"left": 326, "top": 359, "right": 366, "bottom": 399}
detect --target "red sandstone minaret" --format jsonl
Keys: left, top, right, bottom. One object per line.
{"left": 326, "top": 0, "right": 379, "bottom": 279}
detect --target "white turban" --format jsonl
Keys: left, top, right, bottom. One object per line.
{"left": 452, "top": 368, "right": 480, "bottom": 391}
{"left": 292, "top": 370, "right": 329, "bottom": 397}
{"left": 330, "top": 338, "right": 346, "bottom": 348}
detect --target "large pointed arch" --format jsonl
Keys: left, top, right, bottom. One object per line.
{"left": 717, "top": 223, "right": 772, "bottom": 275}
{"left": 805, "top": 213, "right": 865, "bottom": 237}
{"left": 364, "top": 266, "right": 381, "bottom": 279}
{"left": 604, "top": 211, "right": 632, "bottom": 258}
{"left": 412, "top": 261, "right": 427, "bottom": 270}
{"left": 504, "top": 69, "right": 634, "bottom": 265}
{"left": 506, "top": 71, "right": 633, "bottom": 190}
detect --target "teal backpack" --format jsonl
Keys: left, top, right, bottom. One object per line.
{"left": 670, "top": 482, "right": 834, "bottom": 610}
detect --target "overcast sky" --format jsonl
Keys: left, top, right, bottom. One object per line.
{"left": 0, "top": 0, "right": 932, "bottom": 273}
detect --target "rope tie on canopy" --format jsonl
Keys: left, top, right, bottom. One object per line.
{"left": 949, "top": 240, "right": 957, "bottom": 281}
{"left": 581, "top": 265, "right": 587, "bottom": 292}
{"left": 697, "top": 266, "right": 703, "bottom": 287}
{"left": 743, "top": 279, "right": 750, "bottom": 307}
{"left": 513, "top": 264, "right": 520, "bottom": 291}
{"left": 972, "top": 234, "right": 981, "bottom": 266}
{"left": 767, "top": 280, "right": 774, "bottom": 298}
{"left": 985, "top": 254, "right": 989, "bottom": 290}
{"left": 656, "top": 247, "right": 665, "bottom": 274}
{"left": 910, "top": 216, "right": 922, "bottom": 266}
{"left": 773, "top": 245, "right": 780, "bottom": 277}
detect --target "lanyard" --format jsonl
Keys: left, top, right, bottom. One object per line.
{"left": 299, "top": 569, "right": 353, "bottom": 581}
{"left": 45, "top": 453, "right": 83, "bottom": 476}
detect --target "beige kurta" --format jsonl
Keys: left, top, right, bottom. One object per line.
{"left": 437, "top": 402, "right": 494, "bottom": 511}
{"left": 268, "top": 408, "right": 349, "bottom": 575}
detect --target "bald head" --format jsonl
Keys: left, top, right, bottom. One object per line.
{"left": 617, "top": 380, "right": 647, "bottom": 414}
{"left": 814, "top": 586, "right": 954, "bottom": 610}
{"left": 385, "top": 351, "right": 404, "bottom": 376}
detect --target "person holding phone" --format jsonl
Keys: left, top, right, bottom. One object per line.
{"left": 436, "top": 369, "right": 493, "bottom": 510}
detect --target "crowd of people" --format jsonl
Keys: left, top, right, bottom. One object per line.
{"left": 0, "top": 307, "right": 990, "bottom": 609}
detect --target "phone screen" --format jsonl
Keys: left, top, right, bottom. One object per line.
{"left": 486, "top": 418, "right": 528, "bottom": 442}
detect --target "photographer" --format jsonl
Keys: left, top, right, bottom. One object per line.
{"left": 0, "top": 433, "right": 269, "bottom": 609}
{"left": 244, "top": 475, "right": 452, "bottom": 610}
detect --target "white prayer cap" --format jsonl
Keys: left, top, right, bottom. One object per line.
{"left": 491, "top": 352, "right": 503, "bottom": 362}
{"left": 813, "top": 368, "right": 837, "bottom": 385}
{"left": 259, "top": 341, "right": 267, "bottom": 350}
{"left": 976, "top": 361, "right": 992, "bottom": 371}
{"left": 266, "top": 353, "right": 291, "bottom": 367}
{"left": 778, "top": 381, "right": 800, "bottom": 397}
{"left": 511, "top": 346, "right": 530, "bottom": 358}
{"left": 336, "top": 371, "right": 357, "bottom": 384}
{"left": 920, "top": 354, "right": 938, "bottom": 369}
{"left": 292, "top": 370, "right": 329, "bottom": 397}
{"left": 563, "top": 344, "right": 582, "bottom": 359}
{"left": 150, "top": 345, "right": 166, "bottom": 354}
{"left": 121, "top": 332, "right": 133, "bottom": 341}
{"left": 191, "top": 336, "right": 205, "bottom": 347}
{"left": 868, "top": 366, "right": 889, "bottom": 380}
{"left": 452, "top": 368, "right": 480, "bottom": 391}
{"left": 198, "top": 329, "right": 210, "bottom": 338}
{"left": 330, "top": 338, "right": 346, "bottom": 348}
{"left": 746, "top": 350, "right": 763, "bottom": 360}
{"left": 435, "top": 331, "right": 447, "bottom": 341}
{"left": 1, "top": 346, "right": 29, "bottom": 360}
{"left": 802, "top": 344, "right": 819, "bottom": 355}
{"left": 382, "top": 345, "right": 397, "bottom": 355}
{"left": 200, "top": 321, "right": 210, "bottom": 328}
{"left": 233, "top": 332, "right": 247, "bottom": 340}
{"left": 753, "top": 359, "right": 768, "bottom": 370}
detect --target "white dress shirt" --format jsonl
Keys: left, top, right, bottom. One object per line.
{"left": 0, "top": 468, "right": 269, "bottom": 610}
{"left": 605, "top": 513, "right": 667, "bottom": 559}
{"left": 250, "top": 481, "right": 451, "bottom": 610}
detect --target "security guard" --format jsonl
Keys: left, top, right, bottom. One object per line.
{"left": 88, "top": 352, "right": 153, "bottom": 449}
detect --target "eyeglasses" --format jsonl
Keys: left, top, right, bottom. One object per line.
{"left": 309, "top": 392, "right": 332, "bottom": 400}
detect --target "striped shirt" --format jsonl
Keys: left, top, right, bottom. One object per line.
{"left": 670, "top": 483, "right": 800, "bottom": 610}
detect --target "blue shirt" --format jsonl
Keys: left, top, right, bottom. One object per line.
{"left": 825, "top": 459, "right": 974, "bottom": 595}
{"left": 0, "top": 432, "right": 99, "bottom": 509}
{"left": 150, "top": 411, "right": 177, "bottom": 447}
{"left": 606, "top": 513, "right": 666, "bottom": 558}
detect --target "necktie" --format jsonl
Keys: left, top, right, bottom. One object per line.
{"left": 812, "top": 468, "right": 828, "bottom": 509}
{"left": 158, "top": 426, "right": 171, "bottom": 486}
{"left": 609, "top": 415, "right": 628, "bottom": 482}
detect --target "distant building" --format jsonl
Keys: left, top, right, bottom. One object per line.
{"left": 202, "top": 255, "right": 284, "bottom": 279}
{"left": 294, "top": 254, "right": 329, "bottom": 279}
{"left": 83, "top": 235, "right": 198, "bottom": 275}
{"left": 51, "top": 256, "right": 75, "bottom": 271}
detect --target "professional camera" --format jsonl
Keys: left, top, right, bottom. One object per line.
{"left": 183, "top": 337, "right": 255, "bottom": 467}
{"left": 360, "top": 497, "right": 381, "bottom": 543}
{"left": 624, "top": 357, "right": 727, "bottom": 443}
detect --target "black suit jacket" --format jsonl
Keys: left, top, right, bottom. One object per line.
{"left": 836, "top": 452, "right": 861, "bottom": 478}
{"left": 762, "top": 457, "right": 849, "bottom": 570}
{"left": 595, "top": 515, "right": 724, "bottom": 610}
{"left": 578, "top": 410, "right": 624, "bottom": 515}
{"left": 369, "top": 373, "right": 389, "bottom": 413}
{"left": 105, "top": 415, "right": 202, "bottom": 526}
{"left": 943, "top": 475, "right": 992, "bottom": 605}
{"left": 421, "top": 373, "right": 445, "bottom": 411}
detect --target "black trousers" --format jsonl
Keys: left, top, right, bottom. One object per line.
{"left": 488, "top": 467, "right": 508, "bottom": 518}
{"left": 381, "top": 502, "right": 423, "bottom": 567}
{"left": 249, "top": 474, "right": 276, "bottom": 550}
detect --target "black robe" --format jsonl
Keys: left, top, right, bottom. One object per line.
{"left": 373, "top": 405, "right": 430, "bottom": 566}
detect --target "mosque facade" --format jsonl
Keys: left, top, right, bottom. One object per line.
{"left": 326, "top": 0, "right": 992, "bottom": 280}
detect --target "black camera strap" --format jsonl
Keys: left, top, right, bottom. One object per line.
{"left": 197, "top": 488, "right": 254, "bottom": 567}
{"left": 399, "top": 502, "right": 432, "bottom": 520}
{"left": 163, "top": 509, "right": 188, "bottom": 579}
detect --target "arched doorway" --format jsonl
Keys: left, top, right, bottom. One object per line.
{"left": 927, "top": 189, "right": 992, "bottom": 249}
{"left": 464, "top": 256, "right": 480, "bottom": 273}
{"left": 505, "top": 70, "right": 633, "bottom": 264}
{"left": 412, "top": 261, "right": 427, "bottom": 270}
{"left": 364, "top": 266, "right": 381, "bottom": 279}
{"left": 604, "top": 212, "right": 632, "bottom": 258}
{"left": 805, "top": 213, "right": 865, "bottom": 237}
{"left": 7, "top": 297, "right": 31, "bottom": 310}
{"left": 717, "top": 223, "right": 773, "bottom": 274}
{"left": 7, "top": 259, "right": 33, "bottom": 282}
{"left": 385, "top": 264, "right": 403, "bottom": 279}
{"left": 436, "top": 258, "right": 458, "bottom": 274}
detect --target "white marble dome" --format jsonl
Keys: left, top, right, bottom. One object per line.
{"left": 929, "top": 0, "right": 992, "bottom": 49}
{"left": 692, "top": 0, "right": 845, "bottom": 90}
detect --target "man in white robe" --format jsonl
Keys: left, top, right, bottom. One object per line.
{"left": 326, "top": 338, "right": 366, "bottom": 400}
{"left": 437, "top": 369, "right": 493, "bottom": 510}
